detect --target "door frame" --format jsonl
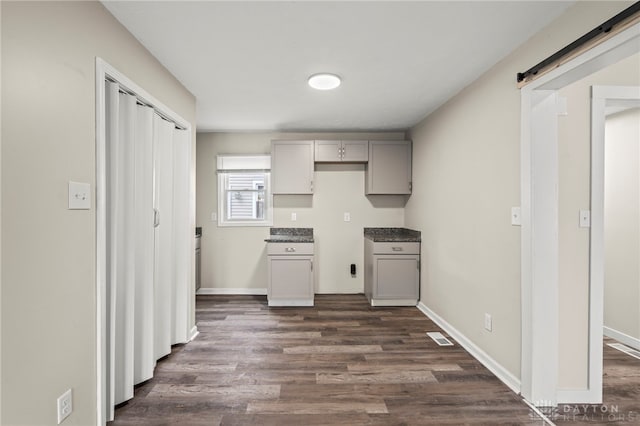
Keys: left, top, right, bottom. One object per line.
{"left": 95, "top": 58, "right": 193, "bottom": 425}
{"left": 591, "top": 84, "right": 640, "bottom": 351}
{"left": 520, "top": 22, "right": 640, "bottom": 406}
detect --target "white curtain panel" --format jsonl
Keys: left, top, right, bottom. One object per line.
{"left": 153, "top": 114, "right": 175, "bottom": 360}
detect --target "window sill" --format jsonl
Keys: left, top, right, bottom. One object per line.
{"left": 217, "top": 220, "right": 273, "bottom": 228}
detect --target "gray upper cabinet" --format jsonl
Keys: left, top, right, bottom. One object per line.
{"left": 365, "top": 140, "right": 412, "bottom": 195}
{"left": 315, "top": 140, "right": 368, "bottom": 163}
{"left": 342, "top": 140, "right": 369, "bottom": 162}
{"left": 271, "top": 140, "right": 314, "bottom": 194}
{"left": 314, "top": 140, "right": 341, "bottom": 162}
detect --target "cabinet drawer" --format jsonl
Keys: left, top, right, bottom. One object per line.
{"left": 267, "top": 243, "right": 314, "bottom": 255}
{"left": 372, "top": 242, "right": 419, "bottom": 255}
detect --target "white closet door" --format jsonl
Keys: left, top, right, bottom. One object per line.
{"left": 153, "top": 114, "right": 175, "bottom": 359}
{"left": 172, "top": 128, "right": 191, "bottom": 344}
{"left": 134, "top": 104, "right": 155, "bottom": 384}
{"left": 102, "top": 74, "right": 193, "bottom": 421}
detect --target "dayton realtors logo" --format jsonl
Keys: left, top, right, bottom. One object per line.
{"left": 536, "top": 402, "right": 638, "bottom": 423}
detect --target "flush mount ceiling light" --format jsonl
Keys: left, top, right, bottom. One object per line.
{"left": 308, "top": 73, "right": 341, "bottom": 90}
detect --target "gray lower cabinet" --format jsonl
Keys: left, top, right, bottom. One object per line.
{"left": 267, "top": 242, "right": 314, "bottom": 306}
{"left": 364, "top": 240, "right": 419, "bottom": 306}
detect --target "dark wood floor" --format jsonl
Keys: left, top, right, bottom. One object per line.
{"left": 109, "top": 294, "right": 547, "bottom": 425}
{"left": 554, "top": 338, "right": 640, "bottom": 425}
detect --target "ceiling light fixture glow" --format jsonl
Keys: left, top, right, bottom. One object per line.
{"left": 308, "top": 73, "right": 341, "bottom": 90}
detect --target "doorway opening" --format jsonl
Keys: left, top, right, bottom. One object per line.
{"left": 520, "top": 22, "right": 640, "bottom": 407}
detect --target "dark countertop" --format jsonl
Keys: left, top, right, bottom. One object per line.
{"left": 265, "top": 227, "right": 314, "bottom": 243}
{"left": 364, "top": 227, "right": 421, "bottom": 242}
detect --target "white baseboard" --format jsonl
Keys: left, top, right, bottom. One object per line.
{"left": 557, "top": 389, "right": 602, "bottom": 404}
{"left": 268, "top": 299, "right": 314, "bottom": 307}
{"left": 371, "top": 298, "right": 417, "bottom": 307}
{"left": 196, "top": 288, "right": 267, "bottom": 296}
{"left": 189, "top": 326, "right": 199, "bottom": 341}
{"left": 416, "top": 302, "right": 521, "bottom": 394}
{"left": 604, "top": 326, "right": 640, "bottom": 350}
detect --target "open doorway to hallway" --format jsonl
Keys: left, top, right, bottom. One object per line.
{"left": 553, "top": 60, "right": 640, "bottom": 406}
{"left": 520, "top": 17, "right": 640, "bottom": 405}
{"left": 554, "top": 102, "right": 640, "bottom": 425}
{"left": 554, "top": 101, "right": 640, "bottom": 424}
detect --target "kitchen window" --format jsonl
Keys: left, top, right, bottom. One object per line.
{"left": 217, "top": 155, "right": 272, "bottom": 227}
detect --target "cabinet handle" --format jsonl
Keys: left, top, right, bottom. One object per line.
{"left": 310, "top": 180, "right": 313, "bottom": 191}
{"left": 311, "top": 260, "right": 313, "bottom": 271}
{"left": 153, "top": 208, "right": 160, "bottom": 228}
{"left": 285, "top": 247, "right": 296, "bottom": 252}
{"left": 417, "top": 259, "right": 420, "bottom": 270}
{"left": 392, "top": 247, "right": 403, "bottom": 251}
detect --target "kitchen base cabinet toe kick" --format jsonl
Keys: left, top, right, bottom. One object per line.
{"left": 364, "top": 228, "right": 421, "bottom": 307}
{"left": 265, "top": 228, "right": 314, "bottom": 307}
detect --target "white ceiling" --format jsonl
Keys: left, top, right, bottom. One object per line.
{"left": 102, "top": 1, "right": 573, "bottom": 132}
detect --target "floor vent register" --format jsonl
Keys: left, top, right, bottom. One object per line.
{"left": 426, "top": 332, "right": 454, "bottom": 346}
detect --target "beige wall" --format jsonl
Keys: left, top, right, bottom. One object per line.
{"left": 1, "top": 2, "right": 196, "bottom": 425}
{"left": 196, "top": 132, "right": 406, "bottom": 294}
{"left": 604, "top": 108, "right": 640, "bottom": 344}
{"left": 405, "top": 1, "right": 634, "bottom": 382}
{"left": 557, "top": 53, "right": 640, "bottom": 388}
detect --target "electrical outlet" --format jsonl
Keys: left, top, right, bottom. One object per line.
{"left": 57, "top": 389, "right": 73, "bottom": 424}
{"left": 291, "top": 212, "right": 297, "bottom": 221}
{"left": 210, "top": 212, "right": 217, "bottom": 222}
{"left": 484, "top": 313, "right": 492, "bottom": 332}
{"left": 344, "top": 212, "right": 351, "bottom": 222}
{"left": 68, "top": 181, "right": 91, "bottom": 210}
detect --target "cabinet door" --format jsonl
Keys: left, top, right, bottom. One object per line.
{"left": 314, "top": 140, "right": 342, "bottom": 162}
{"left": 272, "top": 140, "right": 314, "bottom": 194}
{"left": 268, "top": 257, "right": 313, "bottom": 300}
{"left": 366, "top": 141, "right": 412, "bottom": 194}
{"left": 374, "top": 255, "right": 419, "bottom": 299}
{"left": 364, "top": 239, "right": 374, "bottom": 302}
{"left": 341, "top": 140, "right": 369, "bottom": 162}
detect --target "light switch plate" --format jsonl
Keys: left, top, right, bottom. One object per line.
{"left": 484, "top": 313, "right": 492, "bottom": 332}
{"left": 344, "top": 212, "right": 351, "bottom": 222}
{"left": 511, "top": 207, "right": 521, "bottom": 226}
{"left": 68, "top": 181, "right": 91, "bottom": 210}
{"left": 579, "top": 210, "right": 591, "bottom": 228}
